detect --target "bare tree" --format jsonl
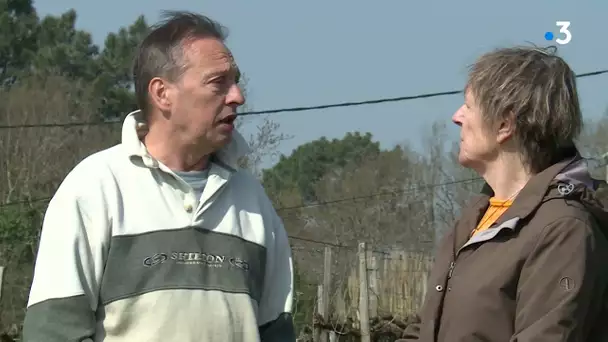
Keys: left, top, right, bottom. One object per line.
{"left": 235, "top": 74, "right": 291, "bottom": 177}
{"left": 307, "top": 145, "right": 430, "bottom": 248}
{"left": 0, "top": 75, "right": 118, "bottom": 205}
{"left": 416, "top": 122, "right": 482, "bottom": 239}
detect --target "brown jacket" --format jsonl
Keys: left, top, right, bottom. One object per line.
{"left": 402, "top": 152, "right": 608, "bottom": 341}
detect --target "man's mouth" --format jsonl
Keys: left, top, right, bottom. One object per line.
{"left": 218, "top": 114, "right": 236, "bottom": 125}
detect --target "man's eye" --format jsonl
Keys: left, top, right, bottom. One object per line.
{"left": 211, "top": 77, "right": 226, "bottom": 84}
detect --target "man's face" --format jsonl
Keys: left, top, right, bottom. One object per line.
{"left": 165, "top": 37, "right": 244, "bottom": 152}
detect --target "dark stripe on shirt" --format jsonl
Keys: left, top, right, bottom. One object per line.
{"left": 99, "top": 227, "right": 267, "bottom": 305}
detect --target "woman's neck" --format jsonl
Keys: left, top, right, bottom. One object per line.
{"left": 480, "top": 153, "right": 534, "bottom": 200}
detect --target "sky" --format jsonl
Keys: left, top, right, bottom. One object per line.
{"left": 33, "top": 0, "right": 608, "bottom": 168}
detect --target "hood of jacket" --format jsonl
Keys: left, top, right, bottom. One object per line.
{"left": 477, "top": 147, "right": 608, "bottom": 239}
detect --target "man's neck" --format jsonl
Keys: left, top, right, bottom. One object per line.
{"left": 143, "top": 125, "right": 211, "bottom": 172}
{"left": 480, "top": 153, "right": 533, "bottom": 200}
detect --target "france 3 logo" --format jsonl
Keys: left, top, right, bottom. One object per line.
{"left": 544, "top": 21, "right": 571, "bottom": 45}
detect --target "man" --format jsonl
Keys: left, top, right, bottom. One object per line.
{"left": 400, "top": 46, "right": 608, "bottom": 341}
{"left": 22, "top": 11, "right": 295, "bottom": 342}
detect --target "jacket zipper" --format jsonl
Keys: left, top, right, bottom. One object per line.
{"left": 447, "top": 261, "right": 455, "bottom": 279}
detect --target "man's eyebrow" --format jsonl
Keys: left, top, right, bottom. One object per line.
{"left": 203, "top": 66, "right": 241, "bottom": 83}
{"left": 234, "top": 67, "right": 241, "bottom": 83}
{"left": 202, "top": 66, "right": 230, "bottom": 78}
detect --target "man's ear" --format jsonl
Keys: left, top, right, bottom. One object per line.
{"left": 496, "top": 111, "right": 516, "bottom": 144}
{"left": 148, "top": 77, "right": 173, "bottom": 112}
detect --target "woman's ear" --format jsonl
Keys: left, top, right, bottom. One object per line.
{"left": 496, "top": 112, "right": 516, "bottom": 144}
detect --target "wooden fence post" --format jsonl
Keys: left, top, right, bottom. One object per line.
{"left": 313, "top": 285, "right": 325, "bottom": 342}
{"left": 358, "top": 242, "right": 371, "bottom": 342}
{"left": 314, "top": 247, "right": 333, "bottom": 342}
{"left": 321, "top": 247, "right": 332, "bottom": 341}
{"left": 368, "top": 253, "right": 378, "bottom": 318}
{"left": 0, "top": 266, "right": 4, "bottom": 303}
{"left": 420, "top": 259, "right": 429, "bottom": 308}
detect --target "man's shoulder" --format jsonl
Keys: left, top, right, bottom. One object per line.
{"left": 75, "top": 141, "right": 131, "bottom": 169}
{"left": 56, "top": 144, "right": 126, "bottom": 196}
{"left": 227, "top": 167, "right": 265, "bottom": 191}
{"left": 228, "top": 168, "right": 279, "bottom": 211}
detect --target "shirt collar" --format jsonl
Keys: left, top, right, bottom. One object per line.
{"left": 122, "top": 109, "right": 250, "bottom": 170}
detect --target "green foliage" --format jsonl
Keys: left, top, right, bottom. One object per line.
{"left": 292, "top": 260, "right": 316, "bottom": 335}
{"left": 0, "top": 206, "right": 41, "bottom": 265}
{"left": 0, "top": 205, "right": 42, "bottom": 337}
{"left": 0, "top": 0, "right": 149, "bottom": 120}
{"left": 95, "top": 16, "right": 149, "bottom": 119}
{"left": 33, "top": 10, "right": 100, "bottom": 80}
{"left": 262, "top": 132, "right": 381, "bottom": 202}
{"left": 0, "top": 0, "right": 39, "bottom": 85}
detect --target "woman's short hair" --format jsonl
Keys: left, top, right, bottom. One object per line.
{"left": 465, "top": 45, "right": 582, "bottom": 172}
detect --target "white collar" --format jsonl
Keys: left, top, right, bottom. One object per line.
{"left": 121, "top": 109, "right": 250, "bottom": 170}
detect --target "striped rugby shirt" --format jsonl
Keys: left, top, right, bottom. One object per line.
{"left": 22, "top": 110, "right": 295, "bottom": 342}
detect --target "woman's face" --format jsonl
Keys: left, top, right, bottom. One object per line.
{"left": 452, "top": 90, "right": 500, "bottom": 171}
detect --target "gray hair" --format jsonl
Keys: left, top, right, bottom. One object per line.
{"left": 465, "top": 45, "right": 582, "bottom": 172}
{"left": 132, "top": 10, "right": 228, "bottom": 116}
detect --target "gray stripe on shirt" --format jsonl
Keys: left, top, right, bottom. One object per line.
{"left": 22, "top": 294, "right": 96, "bottom": 342}
{"left": 99, "top": 227, "right": 267, "bottom": 305}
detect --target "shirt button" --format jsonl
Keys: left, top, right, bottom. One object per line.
{"left": 184, "top": 204, "right": 193, "bottom": 213}
{"left": 435, "top": 285, "right": 443, "bottom": 292}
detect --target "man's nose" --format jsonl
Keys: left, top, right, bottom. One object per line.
{"left": 227, "top": 84, "right": 245, "bottom": 106}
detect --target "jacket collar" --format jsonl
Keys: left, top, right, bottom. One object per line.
{"left": 453, "top": 148, "right": 603, "bottom": 250}
{"left": 479, "top": 147, "right": 598, "bottom": 224}
{"left": 122, "top": 110, "right": 250, "bottom": 171}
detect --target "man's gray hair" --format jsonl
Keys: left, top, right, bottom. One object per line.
{"left": 466, "top": 45, "right": 582, "bottom": 172}
{"left": 132, "top": 10, "right": 228, "bottom": 116}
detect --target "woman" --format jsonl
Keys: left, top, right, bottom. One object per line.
{"left": 401, "top": 46, "right": 608, "bottom": 341}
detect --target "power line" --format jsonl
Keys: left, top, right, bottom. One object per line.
{"left": 288, "top": 235, "right": 353, "bottom": 249}
{"left": 288, "top": 234, "right": 433, "bottom": 251}
{"left": 0, "top": 196, "right": 428, "bottom": 253}
{"left": 0, "top": 180, "right": 471, "bottom": 253}
{"left": 287, "top": 235, "right": 432, "bottom": 254}
{"left": 0, "top": 176, "right": 483, "bottom": 210}
{"left": 275, "top": 177, "right": 481, "bottom": 212}
{"left": 2, "top": 68, "right": 604, "bottom": 249}
{"left": 1, "top": 68, "right": 606, "bottom": 130}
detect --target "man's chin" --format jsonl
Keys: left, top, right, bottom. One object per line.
{"left": 213, "top": 134, "right": 233, "bottom": 148}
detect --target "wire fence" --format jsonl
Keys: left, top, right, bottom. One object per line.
{"left": 290, "top": 241, "right": 432, "bottom": 342}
